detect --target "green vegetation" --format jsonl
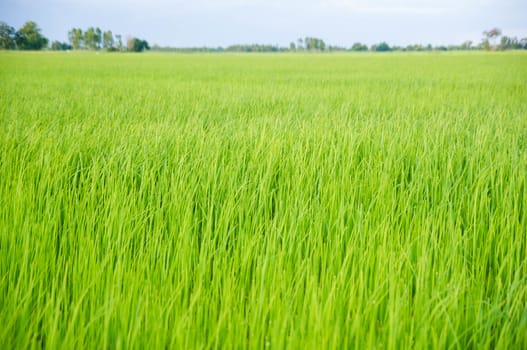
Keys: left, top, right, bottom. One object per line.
{"left": 0, "top": 21, "right": 48, "bottom": 50}
{"left": 1, "top": 51, "right": 526, "bottom": 349}
{"left": 2, "top": 21, "right": 527, "bottom": 52}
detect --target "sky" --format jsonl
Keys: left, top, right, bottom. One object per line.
{"left": 1, "top": 0, "right": 526, "bottom": 47}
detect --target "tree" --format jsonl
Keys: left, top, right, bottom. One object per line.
{"left": 0, "top": 22, "right": 16, "bottom": 49}
{"left": 351, "top": 42, "right": 368, "bottom": 51}
{"left": 68, "top": 28, "right": 83, "bottom": 49}
{"left": 481, "top": 38, "right": 490, "bottom": 51}
{"left": 115, "top": 34, "right": 123, "bottom": 51}
{"left": 305, "top": 37, "right": 315, "bottom": 50}
{"left": 297, "top": 38, "right": 304, "bottom": 50}
{"left": 95, "top": 27, "right": 102, "bottom": 49}
{"left": 375, "top": 42, "right": 391, "bottom": 52}
{"left": 51, "top": 41, "right": 72, "bottom": 50}
{"left": 461, "top": 40, "right": 473, "bottom": 50}
{"left": 84, "top": 27, "right": 97, "bottom": 50}
{"left": 304, "top": 37, "right": 325, "bottom": 51}
{"left": 103, "top": 30, "right": 114, "bottom": 50}
{"left": 15, "top": 21, "right": 48, "bottom": 50}
{"left": 289, "top": 42, "right": 296, "bottom": 51}
{"left": 483, "top": 27, "right": 501, "bottom": 50}
{"left": 127, "top": 37, "right": 149, "bottom": 52}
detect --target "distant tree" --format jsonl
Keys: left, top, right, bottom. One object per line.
{"left": 374, "top": 42, "right": 391, "bottom": 52}
{"left": 95, "top": 27, "right": 102, "bottom": 49}
{"left": 225, "top": 44, "right": 286, "bottom": 52}
{"left": 351, "top": 42, "right": 368, "bottom": 51}
{"left": 297, "top": 38, "right": 303, "bottom": 50}
{"left": 51, "top": 41, "right": 72, "bottom": 50}
{"left": 461, "top": 40, "right": 473, "bottom": 50}
{"left": 84, "top": 27, "right": 97, "bottom": 49}
{"left": 405, "top": 44, "right": 421, "bottom": 51}
{"left": 481, "top": 38, "right": 490, "bottom": 51}
{"left": 68, "top": 28, "right": 83, "bottom": 49}
{"left": 127, "top": 37, "right": 149, "bottom": 52}
{"left": 305, "top": 37, "right": 314, "bottom": 50}
{"left": 500, "top": 36, "right": 525, "bottom": 50}
{"left": 0, "top": 22, "right": 16, "bottom": 49}
{"left": 115, "top": 34, "right": 123, "bottom": 51}
{"left": 304, "top": 37, "right": 325, "bottom": 51}
{"left": 483, "top": 27, "right": 501, "bottom": 50}
{"left": 51, "top": 41, "right": 61, "bottom": 50}
{"left": 15, "top": 21, "right": 48, "bottom": 50}
{"left": 103, "top": 30, "right": 114, "bottom": 50}
{"left": 289, "top": 42, "right": 296, "bottom": 51}
{"left": 499, "top": 36, "right": 511, "bottom": 50}
{"left": 327, "top": 45, "right": 347, "bottom": 52}
{"left": 304, "top": 37, "right": 312, "bottom": 50}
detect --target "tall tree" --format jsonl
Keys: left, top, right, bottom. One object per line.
{"left": 297, "top": 38, "right": 303, "bottom": 50}
{"left": 68, "top": 28, "right": 83, "bottom": 49}
{"left": 103, "top": 30, "right": 114, "bottom": 50}
{"left": 483, "top": 27, "right": 502, "bottom": 50}
{"left": 84, "top": 27, "right": 97, "bottom": 50}
{"left": 0, "top": 22, "right": 16, "bottom": 49}
{"left": 95, "top": 27, "right": 102, "bottom": 49}
{"left": 115, "top": 34, "right": 123, "bottom": 51}
{"left": 318, "top": 39, "right": 326, "bottom": 51}
{"left": 303, "top": 37, "right": 325, "bottom": 51}
{"left": 15, "top": 21, "right": 48, "bottom": 50}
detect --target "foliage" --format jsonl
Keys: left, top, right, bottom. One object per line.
{"left": 68, "top": 28, "right": 83, "bottom": 50}
{"left": 83, "top": 27, "right": 102, "bottom": 50}
{"left": 127, "top": 37, "right": 150, "bottom": 52}
{"left": 3, "top": 20, "right": 527, "bottom": 53}
{"left": 0, "top": 22, "right": 16, "bottom": 49}
{"left": 67, "top": 27, "right": 120, "bottom": 51}
{"left": 14, "top": 21, "right": 48, "bottom": 50}
{"left": 499, "top": 36, "right": 527, "bottom": 50}
{"left": 483, "top": 27, "right": 502, "bottom": 50}
{"left": 373, "top": 41, "right": 392, "bottom": 51}
{"left": 304, "top": 37, "right": 326, "bottom": 51}
{"left": 225, "top": 44, "right": 285, "bottom": 52}
{"left": 50, "top": 41, "right": 72, "bottom": 51}
{"left": 351, "top": 42, "right": 368, "bottom": 51}
{"left": 103, "top": 30, "right": 114, "bottom": 50}
{"left": 1, "top": 52, "right": 526, "bottom": 349}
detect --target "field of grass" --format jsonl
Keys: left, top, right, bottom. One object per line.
{"left": 1, "top": 51, "right": 526, "bottom": 349}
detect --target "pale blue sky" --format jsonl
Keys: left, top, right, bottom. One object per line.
{"left": 1, "top": 0, "right": 526, "bottom": 47}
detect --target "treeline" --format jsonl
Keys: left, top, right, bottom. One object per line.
{"left": 67, "top": 27, "right": 149, "bottom": 52}
{"left": 2, "top": 22, "right": 526, "bottom": 53}
{"left": 151, "top": 45, "right": 288, "bottom": 53}
{"left": 0, "top": 21, "right": 48, "bottom": 50}
{"left": 150, "top": 32, "right": 527, "bottom": 53}
{"left": 0, "top": 21, "right": 149, "bottom": 52}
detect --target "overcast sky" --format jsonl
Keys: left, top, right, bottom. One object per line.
{"left": 1, "top": 0, "right": 526, "bottom": 47}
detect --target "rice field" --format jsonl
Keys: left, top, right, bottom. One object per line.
{"left": 1, "top": 51, "right": 526, "bottom": 349}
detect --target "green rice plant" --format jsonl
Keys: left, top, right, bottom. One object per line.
{"left": 0, "top": 51, "right": 526, "bottom": 349}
